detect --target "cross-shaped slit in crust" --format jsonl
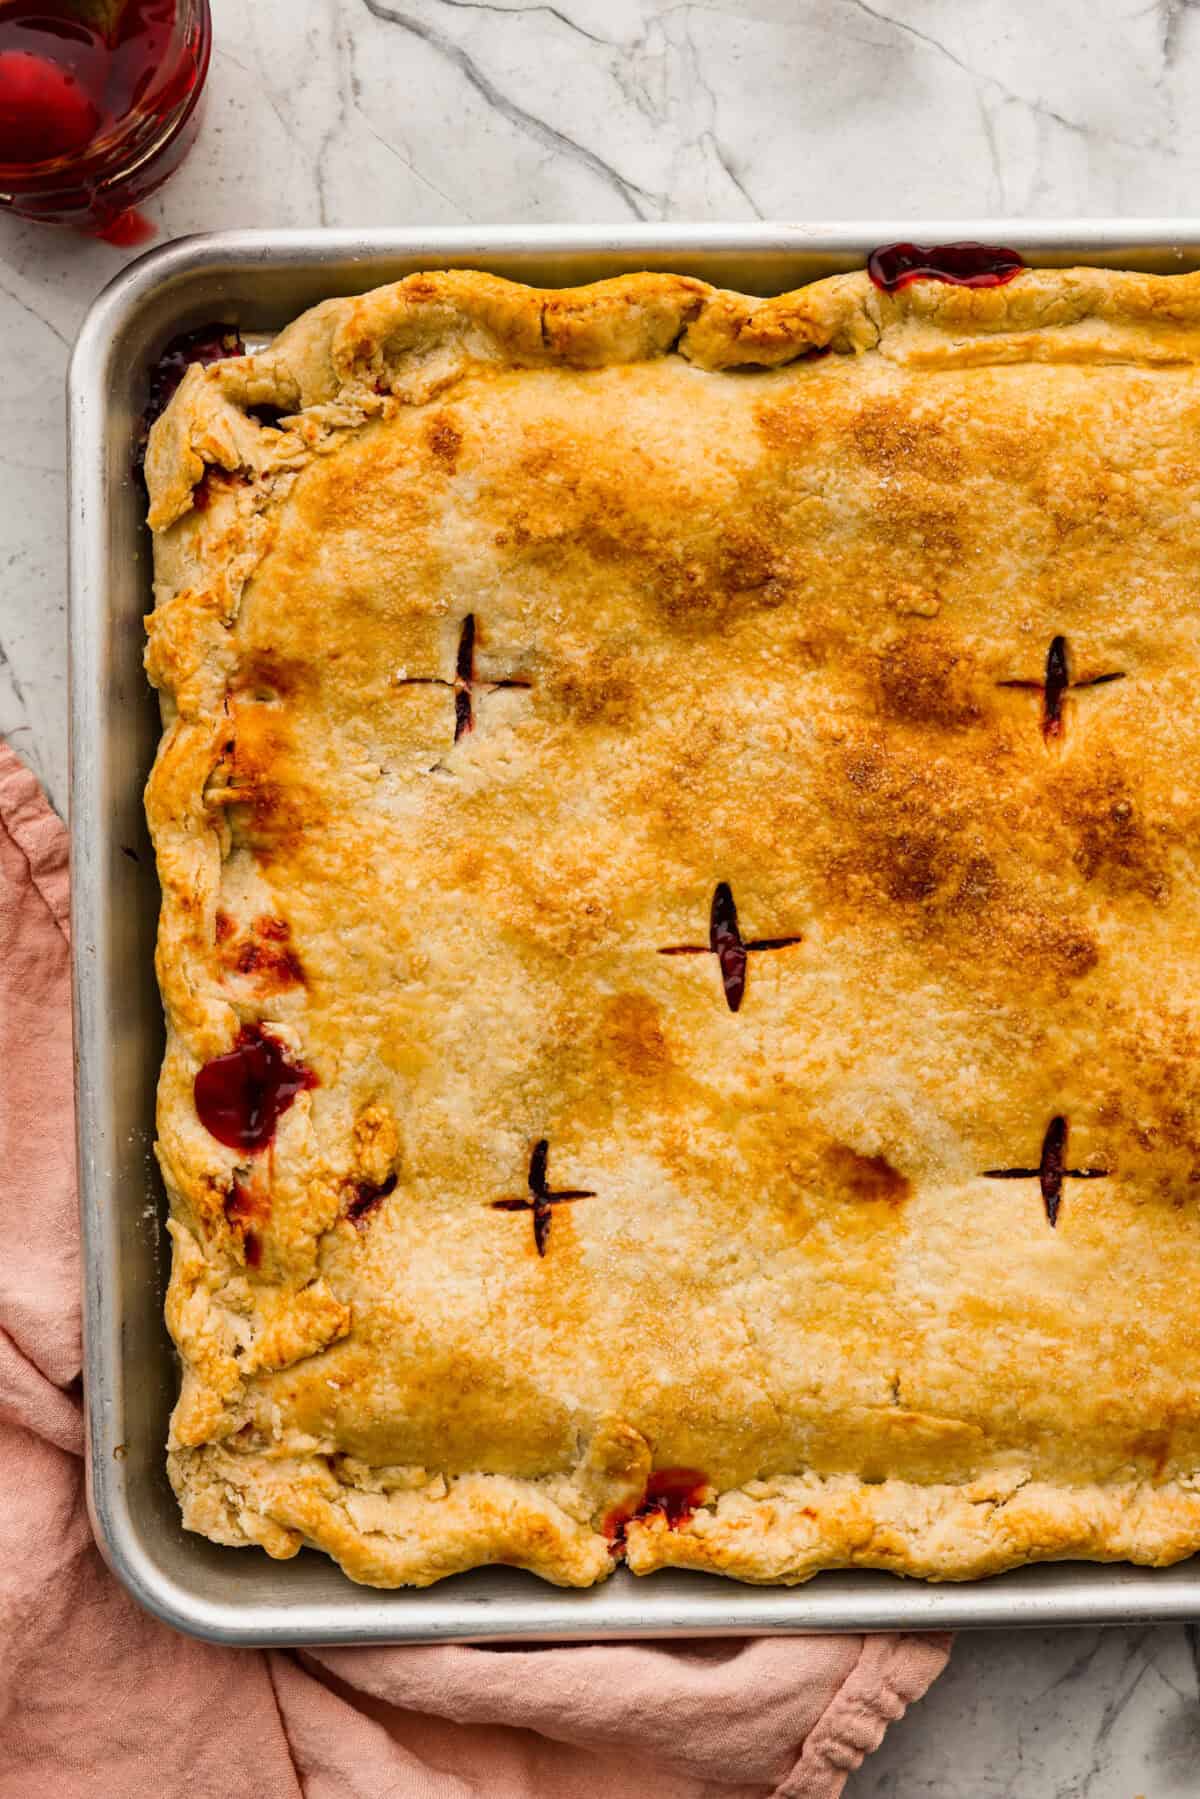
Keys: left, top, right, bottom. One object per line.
{"left": 394, "top": 614, "right": 532, "bottom": 741}
{"left": 491, "top": 1139, "right": 596, "bottom": 1257}
{"left": 659, "top": 882, "right": 803, "bottom": 1013}
{"left": 982, "top": 1114, "right": 1109, "bottom": 1227}
{"left": 997, "top": 636, "right": 1124, "bottom": 742}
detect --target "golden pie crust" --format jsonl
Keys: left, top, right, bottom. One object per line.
{"left": 146, "top": 264, "right": 1200, "bottom": 1589}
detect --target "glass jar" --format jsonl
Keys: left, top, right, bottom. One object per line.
{"left": 0, "top": 0, "right": 211, "bottom": 241}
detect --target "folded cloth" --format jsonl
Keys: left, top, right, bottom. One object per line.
{"left": 0, "top": 739, "right": 949, "bottom": 1799}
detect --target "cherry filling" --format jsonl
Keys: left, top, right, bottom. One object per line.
{"left": 983, "top": 1114, "right": 1109, "bottom": 1228}
{"left": 136, "top": 325, "right": 245, "bottom": 478}
{"left": 1039, "top": 1115, "right": 1067, "bottom": 1220}
{"left": 454, "top": 612, "right": 477, "bottom": 741}
{"left": 867, "top": 242, "right": 1025, "bottom": 292}
{"left": 221, "top": 913, "right": 306, "bottom": 989}
{"left": 223, "top": 1179, "right": 270, "bottom": 1268}
{"left": 347, "top": 1173, "right": 397, "bottom": 1228}
{"left": 605, "top": 1468, "right": 710, "bottom": 1551}
{"left": 709, "top": 881, "right": 748, "bottom": 1009}
{"left": 639, "top": 1468, "right": 709, "bottom": 1527}
{"left": 659, "top": 882, "right": 802, "bottom": 1013}
{"left": 143, "top": 325, "right": 245, "bottom": 434}
{"left": 491, "top": 1138, "right": 595, "bottom": 1256}
{"left": 1042, "top": 635, "right": 1070, "bottom": 736}
{"left": 997, "top": 636, "right": 1124, "bottom": 742}
{"left": 224, "top": 1180, "right": 267, "bottom": 1228}
{"left": 194, "top": 1025, "right": 316, "bottom": 1152}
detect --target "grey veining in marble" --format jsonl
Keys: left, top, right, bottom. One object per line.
{"left": 2, "top": 2, "right": 1199, "bottom": 1792}
{"left": 854, "top": 1626, "right": 1200, "bottom": 1798}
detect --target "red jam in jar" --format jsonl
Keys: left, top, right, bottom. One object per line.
{"left": 0, "top": 0, "right": 211, "bottom": 239}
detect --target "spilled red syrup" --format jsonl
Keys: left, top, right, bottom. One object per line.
{"left": 867, "top": 242, "right": 1024, "bottom": 292}
{"left": 96, "top": 204, "right": 156, "bottom": 247}
{"left": 605, "top": 1469, "right": 710, "bottom": 1553}
{"left": 194, "top": 1024, "right": 316, "bottom": 1152}
{"left": 347, "top": 1172, "right": 397, "bottom": 1228}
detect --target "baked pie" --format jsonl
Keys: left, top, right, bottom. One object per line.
{"left": 145, "top": 249, "right": 1200, "bottom": 1589}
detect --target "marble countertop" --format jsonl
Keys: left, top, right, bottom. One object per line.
{"left": 4, "top": 1, "right": 1200, "bottom": 1791}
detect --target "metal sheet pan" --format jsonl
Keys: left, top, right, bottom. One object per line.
{"left": 69, "top": 222, "right": 1200, "bottom": 1645}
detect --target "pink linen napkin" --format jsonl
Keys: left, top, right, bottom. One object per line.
{"left": 0, "top": 738, "right": 949, "bottom": 1799}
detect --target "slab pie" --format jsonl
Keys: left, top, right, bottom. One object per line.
{"left": 144, "top": 260, "right": 1200, "bottom": 1588}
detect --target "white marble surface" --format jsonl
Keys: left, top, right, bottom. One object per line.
{"left": 3, "top": 1, "right": 1200, "bottom": 1791}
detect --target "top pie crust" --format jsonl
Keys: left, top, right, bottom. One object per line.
{"left": 146, "top": 264, "right": 1200, "bottom": 1589}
